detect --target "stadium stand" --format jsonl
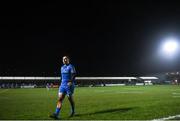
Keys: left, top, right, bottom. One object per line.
{"left": 0, "top": 76, "right": 160, "bottom": 88}
{"left": 1, "top": 72, "right": 179, "bottom": 88}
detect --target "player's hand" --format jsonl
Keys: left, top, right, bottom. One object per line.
{"left": 67, "top": 81, "right": 72, "bottom": 86}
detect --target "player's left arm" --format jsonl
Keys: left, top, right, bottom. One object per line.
{"left": 68, "top": 65, "right": 76, "bottom": 86}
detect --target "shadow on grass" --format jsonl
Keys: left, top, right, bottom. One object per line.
{"left": 74, "top": 107, "right": 135, "bottom": 117}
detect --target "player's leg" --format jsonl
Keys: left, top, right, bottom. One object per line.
{"left": 55, "top": 92, "right": 65, "bottom": 115}
{"left": 50, "top": 87, "right": 66, "bottom": 119}
{"left": 67, "top": 85, "right": 75, "bottom": 117}
{"left": 67, "top": 94, "right": 75, "bottom": 117}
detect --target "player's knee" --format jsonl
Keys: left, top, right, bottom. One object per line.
{"left": 58, "top": 93, "right": 64, "bottom": 102}
{"left": 58, "top": 96, "right": 64, "bottom": 102}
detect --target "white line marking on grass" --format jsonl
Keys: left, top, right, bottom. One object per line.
{"left": 116, "top": 91, "right": 143, "bottom": 94}
{"left": 172, "top": 92, "right": 180, "bottom": 95}
{"left": 172, "top": 96, "right": 180, "bottom": 98}
{"left": 152, "top": 114, "right": 180, "bottom": 121}
{"left": 94, "top": 90, "right": 143, "bottom": 94}
{"left": 172, "top": 92, "right": 180, "bottom": 98}
{"left": 96, "top": 90, "right": 106, "bottom": 92}
{"left": 0, "top": 89, "right": 9, "bottom": 94}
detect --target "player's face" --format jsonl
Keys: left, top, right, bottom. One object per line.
{"left": 63, "top": 56, "right": 70, "bottom": 65}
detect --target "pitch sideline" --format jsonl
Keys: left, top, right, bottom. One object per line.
{"left": 152, "top": 114, "right": 180, "bottom": 120}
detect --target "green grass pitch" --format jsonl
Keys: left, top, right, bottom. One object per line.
{"left": 0, "top": 85, "right": 180, "bottom": 120}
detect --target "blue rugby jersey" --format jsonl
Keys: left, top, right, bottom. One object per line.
{"left": 61, "top": 64, "right": 76, "bottom": 86}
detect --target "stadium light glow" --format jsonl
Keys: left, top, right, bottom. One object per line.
{"left": 158, "top": 37, "right": 180, "bottom": 59}
{"left": 162, "top": 39, "right": 178, "bottom": 55}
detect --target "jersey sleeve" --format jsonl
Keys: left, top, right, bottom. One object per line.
{"left": 70, "top": 65, "right": 76, "bottom": 74}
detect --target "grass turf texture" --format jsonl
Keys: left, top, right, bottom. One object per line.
{"left": 0, "top": 85, "right": 180, "bottom": 120}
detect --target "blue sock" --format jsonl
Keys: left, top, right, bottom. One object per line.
{"left": 55, "top": 107, "right": 60, "bottom": 115}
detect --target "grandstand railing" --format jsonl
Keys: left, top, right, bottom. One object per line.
{"left": 0, "top": 76, "right": 158, "bottom": 80}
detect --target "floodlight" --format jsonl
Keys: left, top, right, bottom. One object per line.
{"left": 162, "top": 38, "right": 179, "bottom": 55}
{"left": 159, "top": 37, "right": 180, "bottom": 59}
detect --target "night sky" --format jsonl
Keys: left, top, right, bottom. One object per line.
{"left": 1, "top": 0, "right": 180, "bottom": 76}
